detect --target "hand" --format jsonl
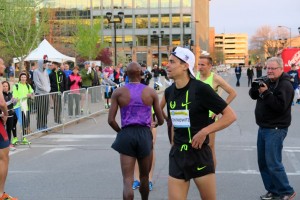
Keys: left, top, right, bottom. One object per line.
{"left": 87, "top": 67, "right": 92, "bottom": 74}
{"left": 191, "top": 129, "right": 209, "bottom": 149}
{"left": 151, "top": 122, "right": 158, "bottom": 129}
{"left": 258, "top": 83, "right": 268, "bottom": 94}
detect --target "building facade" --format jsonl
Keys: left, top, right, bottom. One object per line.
{"left": 44, "top": 0, "right": 210, "bottom": 67}
{"left": 213, "top": 33, "right": 248, "bottom": 66}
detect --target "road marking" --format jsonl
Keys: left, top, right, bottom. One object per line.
{"left": 286, "top": 151, "right": 300, "bottom": 173}
{"left": 216, "top": 170, "right": 300, "bottom": 176}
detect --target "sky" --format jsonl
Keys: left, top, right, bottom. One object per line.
{"left": 209, "top": 0, "right": 300, "bottom": 39}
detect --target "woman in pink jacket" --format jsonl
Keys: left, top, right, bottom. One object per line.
{"left": 68, "top": 66, "right": 82, "bottom": 118}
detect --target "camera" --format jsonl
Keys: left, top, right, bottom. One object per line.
{"left": 251, "top": 76, "right": 270, "bottom": 89}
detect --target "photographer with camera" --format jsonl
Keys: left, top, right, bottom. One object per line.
{"left": 249, "top": 57, "right": 296, "bottom": 200}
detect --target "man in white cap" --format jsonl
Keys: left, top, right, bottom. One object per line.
{"left": 164, "top": 47, "right": 236, "bottom": 200}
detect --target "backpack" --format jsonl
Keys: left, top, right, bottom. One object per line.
{"left": 15, "top": 83, "right": 30, "bottom": 91}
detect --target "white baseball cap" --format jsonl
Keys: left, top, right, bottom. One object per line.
{"left": 171, "top": 46, "right": 195, "bottom": 78}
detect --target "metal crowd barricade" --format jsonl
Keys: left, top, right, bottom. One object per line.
{"left": 22, "top": 81, "right": 166, "bottom": 143}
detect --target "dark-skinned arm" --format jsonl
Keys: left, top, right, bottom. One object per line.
{"left": 107, "top": 89, "right": 121, "bottom": 132}
{"left": 152, "top": 90, "right": 164, "bottom": 126}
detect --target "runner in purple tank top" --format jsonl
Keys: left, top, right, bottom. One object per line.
{"left": 108, "top": 62, "right": 164, "bottom": 200}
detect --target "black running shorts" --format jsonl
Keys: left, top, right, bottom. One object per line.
{"left": 169, "top": 144, "right": 215, "bottom": 181}
{"left": 0, "top": 121, "right": 9, "bottom": 149}
{"left": 111, "top": 125, "right": 153, "bottom": 158}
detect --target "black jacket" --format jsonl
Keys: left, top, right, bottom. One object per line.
{"left": 249, "top": 72, "right": 294, "bottom": 128}
{"left": 3, "top": 91, "right": 14, "bottom": 115}
{"left": 49, "top": 69, "right": 67, "bottom": 93}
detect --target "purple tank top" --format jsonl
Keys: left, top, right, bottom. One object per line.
{"left": 121, "top": 83, "right": 151, "bottom": 128}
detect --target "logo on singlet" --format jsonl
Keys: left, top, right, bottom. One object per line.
{"left": 170, "top": 101, "right": 176, "bottom": 109}
{"left": 181, "top": 102, "right": 191, "bottom": 107}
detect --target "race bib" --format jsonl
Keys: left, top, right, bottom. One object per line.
{"left": 170, "top": 110, "right": 190, "bottom": 128}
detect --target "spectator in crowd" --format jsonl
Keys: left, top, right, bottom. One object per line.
{"left": 247, "top": 66, "right": 254, "bottom": 87}
{"left": 49, "top": 61, "right": 67, "bottom": 124}
{"left": 91, "top": 63, "right": 100, "bottom": 103}
{"left": 2, "top": 81, "right": 17, "bottom": 151}
{"left": 68, "top": 66, "right": 82, "bottom": 118}
{"left": 140, "top": 63, "right": 152, "bottom": 86}
{"left": 249, "top": 57, "right": 296, "bottom": 200}
{"left": 0, "top": 57, "right": 18, "bottom": 200}
{"left": 80, "top": 61, "right": 94, "bottom": 113}
{"left": 46, "top": 62, "right": 53, "bottom": 75}
{"left": 287, "top": 63, "right": 300, "bottom": 105}
{"left": 12, "top": 72, "right": 34, "bottom": 144}
{"left": 28, "top": 62, "right": 37, "bottom": 91}
{"left": 64, "top": 63, "right": 72, "bottom": 91}
{"left": 113, "top": 63, "right": 123, "bottom": 85}
{"left": 235, "top": 65, "right": 242, "bottom": 87}
{"left": 108, "top": 62, "right": 164, "bottom": 200}
{"left": 33, "top": 60, "right": 51, "bottom": 131}
{"left": 256, "top": 63, "right": 263, "bottom": 78}
{"left": 8, "top": 63, "right": 15, "bottom": 82}
{"left": 101, "top": 71, "right": 118, "bottom": 109}
{"left": 63, "top": 63, "right": 72, "bottom": 78}
{"left": 151, "top": 64, "right": 161, "bottom": 90}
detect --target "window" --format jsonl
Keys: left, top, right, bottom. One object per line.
{"left": 161, "top": 14, "right": 170, "bottom": 28}
{"left": 135, "top": 15, "right": 148, "bottom": 29}
{"left": 172, "top": 0, "right": 180, "bottom": 8}
{"left": 172, "top": 34, "right": 180, "bottom": 46}
{"left": 124, "top": 0, "right": 133, "bottom": 8}
{"left": 149, "top": 0, "right": 158, "bottom": 8}
{"left": 161, "top": 0, "right": 169, "bottom": 7}
{"left": 136, "top": 35, "right": 148, "bottom": 46}
{"left": 150, "top": 15, "right": 159, "bottom": 28}
{"left": 124, "top": 15, "right": 133, "bottom": 29}
{"left": 182, "top": 0, "right": 192, "bottom": 7}
{"left": 113, "top": 0, "right": 122, "bottom": 9}
{"left": 135, "top": 0, "right": 147, "bottom": 8}
{"left": 171, "top": 14, "right": 180, "bottom": 28}
{"left": 103, "top": 1, "right": 111, "bottom": 9}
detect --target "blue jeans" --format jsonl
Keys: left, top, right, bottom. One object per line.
{"left": 257, "top": 127, "right": 294, "bottom": 195}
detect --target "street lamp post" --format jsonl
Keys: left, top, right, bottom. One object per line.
{"left": 278, "top": 25, "right": 292, "bottom": 47}
{"left": 105, "top": 12, "right": 124, "bottom": 66}
{"left": 129, "top": 42, "right": 133, "bottom": 62}
{"left": 152, "top": 30, "right": 164, "bottom": 67}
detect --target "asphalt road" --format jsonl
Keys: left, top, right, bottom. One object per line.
{"left": 5, "top": 69, "right": 300, "bottom": 200}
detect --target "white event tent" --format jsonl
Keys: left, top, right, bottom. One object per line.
{"left": 24, "top": 39, "right": 75, "bottom": 63}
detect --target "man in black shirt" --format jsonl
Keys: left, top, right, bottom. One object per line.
{"left": 164, "top": 47, "right": 236, "bottom": 200}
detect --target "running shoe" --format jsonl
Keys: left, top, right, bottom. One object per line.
{"left": 280, "top": 192, "right": 296, "bottom": 200}
{"left": 260, "top": 192, "right": 280, "bottom": 200}
{"left": 132, "top": 180, "right": 140, "bottom": 190}
{"left": 0, "top": 192, "right": 18, "bottom": 200}
{"left": 9, "top": 144, "right": 16, "bottom": 151}
{"left": 11, "top": 137, "right": 18, "bottom": 145}
{"left": 149, "top": 181, "right": 153, "bottom": 191}
{"left": 21, "top": 137, "right": 31, "bottom": 145}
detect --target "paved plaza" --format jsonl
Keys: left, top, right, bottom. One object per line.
{"left": 5, "top": 70, "right": 300, "bottom": 200}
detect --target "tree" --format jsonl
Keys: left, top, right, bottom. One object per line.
{"left": 0, "top": 0, "right": 49, "bottom": 69}
{"left": 73, "top": 16, "right": 110, "bottom": 61}
{"left": 95, "top": 48, "right": 112, "bottom": 65}
{"left": 250, "top": 25, "right": 289, "bottom": 62}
